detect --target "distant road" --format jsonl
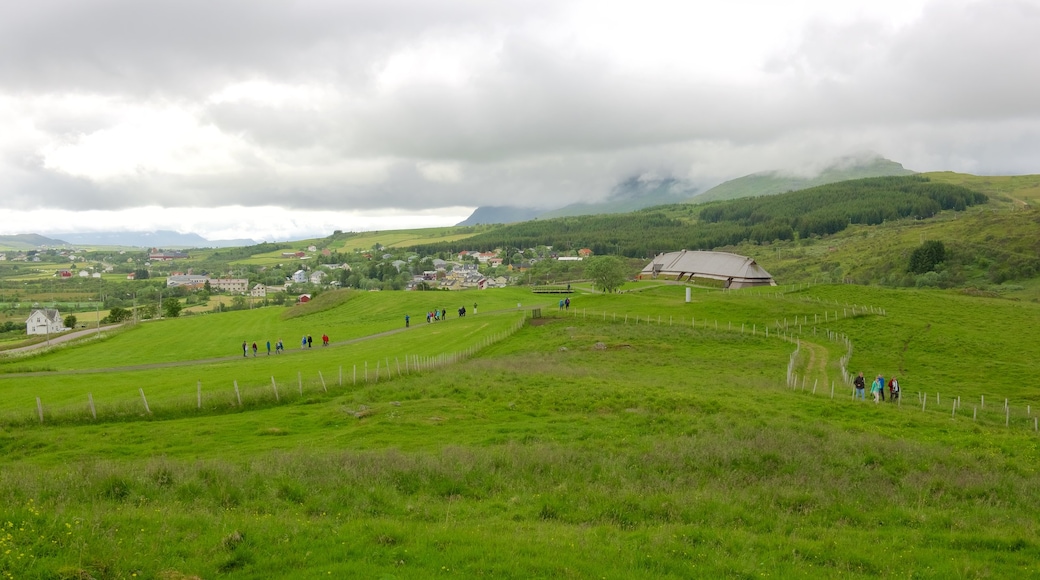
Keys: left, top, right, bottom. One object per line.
{"left": 0, "top": 324, "right": 122, "bottom": 356}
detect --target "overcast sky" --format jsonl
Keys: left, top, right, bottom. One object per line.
{"left": 2, "top": 0, "right": 1038, "bottom": 241}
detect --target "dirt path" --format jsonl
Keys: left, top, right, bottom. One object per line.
{"left": 798, "top": 340, "right": 831, "bottom": 389}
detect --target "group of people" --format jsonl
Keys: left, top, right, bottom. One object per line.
{"left": 299, "top": 334, "right": 330, "bottom": 348}
{"left": 853, "top": 371, "right": 901, "bottom": 403}
{"left": 241, "top": 334, "right": 329, "bottom": 357}
{"left": 242, "top": 339, "right": 284, "bottom": 357}
{"left": 558, "top": 297, "right": 571, "bottom": 310}
{"left": 419, "top": 303, "right": 477, "bottom": 325}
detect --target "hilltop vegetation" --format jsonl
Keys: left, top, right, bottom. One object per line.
{"left": 409, "top": 175, "right": 988, "bottom": 258}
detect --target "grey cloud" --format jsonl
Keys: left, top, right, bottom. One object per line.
{"left": 3, "top": 0, "right": 1040, "bottom": 222}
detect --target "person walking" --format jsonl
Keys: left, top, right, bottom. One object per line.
{"left": 276, "top": 339, "right": 284, "bottom": 354}
{"left": 473, "top": 302, "right": 477, "bottom": 315}
{"left": 266, "top": 340, "right": 271, "bottom": 355}
{"left": 302, "top": 336, "right": 307, "bottom": 349}
{"left": 405, "top": 314, "right": 410, "bottom": 328}
{"left": 242, "top": 341, "right": 247, "bottom": 357}
{"left": 307, "top": 335, "right": 313, "bottom": 348}
{"left": 853, "top": 371, "right": 866, "bottom": 400}
{"left": 870, "top": 375, "right": 883, "bottom": 403}
{"left": 251, "top": 341, "right": 258, "bottom": 357}
{"left": 878, "top": 373, "right": 886, "bottom": 402}
{"left": 889, "top": 376, "right": 900, "bottom": 401}
{"left": 322, "top": 333, "right": 329, "bottom": 346}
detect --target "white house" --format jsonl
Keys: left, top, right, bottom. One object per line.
{"left": 292, "top": 270, "right": 308, "bottom": 283}
{"left": 250, "top": 284, "right": 267, "bottom": 298}
{"left": 26, "top": 308, "right": 66, "bottom": 335}
{"left": 309, "top": 271, "right": 327, "bottom": 284}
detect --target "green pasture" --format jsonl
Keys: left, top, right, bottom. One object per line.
{"left": 924, "top": 171, "right": 1040, "bottom": 206}
{"left": 2, "top": 284, "right": 1040, "bottom": 578}
{"left": 331, "top": 227, "right": 480, "bottom": 252}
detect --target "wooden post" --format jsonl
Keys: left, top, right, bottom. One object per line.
{"left": 36, "top": 397, "right": 43, "bottom": 423}
{"left": 922, "top": 394, "right": 926, "bottom": 411}
{"left": 812, "top": 379, "right": 817, "bottom": 395}
{"left": 234, "top": 381, "right": 242, "bottom": 406}
{"left": 973, "top": 406, "right": 977, "bottom": 421}
{"left": 88, "top": 393, "right": 96, "bottom": 420}
{"left": 937, "top": 393, "right": 940, "bottom": 406}
{"left": 319, "top": 371, "right": 327, "bottom": 392}
{"left": 272, "top": 377, "right": 280, "bottom": 401}
{"left": 353, "top": 364, "right": 357, "bottom": 385}
{"left": 297, "top": 372, "right": 302, "bottom": 394}
{"left": 830, "top": 381, "right": 834, "bottom": 399}
{"left": 396, "top": 357, "right": 401, "bottom": 376}
{"left": 197, "top": 380, "right": 202, "bottom": 409}
{"left": 981, "top": 395, "right": 984, "bottom": 408}
{"left": 139, "top": 388, "right": 151, "bottom": 414}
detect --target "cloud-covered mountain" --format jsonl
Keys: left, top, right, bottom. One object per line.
{"left": 692, "top": 154, "right": 915, "bottom": 203}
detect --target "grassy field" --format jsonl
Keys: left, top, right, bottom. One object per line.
{"left": 1, "top": 283, "right": 1039, "bottom": 578}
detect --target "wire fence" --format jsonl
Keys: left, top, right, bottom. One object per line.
{"left": 5, "top": 315, "right": 528, "bottom": 427}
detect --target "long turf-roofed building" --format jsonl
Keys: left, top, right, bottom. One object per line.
{"left": 639, "top": 250, "right": 776, "bottom": 289}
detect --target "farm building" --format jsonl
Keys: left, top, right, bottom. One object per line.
{"left": 26, "top": 308, "right": 66, "bottom": 335}
{"left": 639, "top": 250, "right": 776, "bottom": 289}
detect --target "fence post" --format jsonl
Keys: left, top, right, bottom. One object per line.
{"left": 139, "top": 388, "right": 151, "bottom": 415}
{"left": 88, "top": 393, "right": 96, "bottom": 420}
{"left": 319, "top": 371, "right": 327, "bottom": 393}
{"left": 830, "top": 381, "right": 834, "bottom": 399}
{"left": 234, "top": 381, "right": 242, "bottom": 406}
{"left": 197, "top": 380, "right": 202, "bottom": 409}
{"left": 36, "top": 397, "right": 43, "bottom": 423}
{"left": 272, "top": 377, "right": 280, "bottom": 401}
{"left": 297, "top": 372, "right": 302, "bottom": 395}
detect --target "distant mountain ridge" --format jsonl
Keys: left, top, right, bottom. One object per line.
{"left": 0, "top": 233, "right": 70, "bottom": 248}
{"left": 457, "top": 176, "right": 699, "bottom": 225}
{"left": 692, "top": 154, "right": 915, "bottom": 203}
{"left": 456, "top": 206, "right": 546, "bottom": 226}
{"left": 54, "top": 231, "right": 258, "bottom": 248}
{"left": 537, "top": 176, "right": 698, "bottom": 219}
{"left": 0, "top": 231, "right": 257, "bottom": 249}
{"left": 458, "top": 154, "right": 910, "bottom": 225}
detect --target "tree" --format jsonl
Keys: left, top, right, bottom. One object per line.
{"left": 104, "top": 307, "right": 133, "bottom": 323}
{"left": 908, "top": 240, "right": 946, "bottom": 274}
{"left": 63, "top": 314, "right": 77, "bottom": 329}
{"left": 584, "top": 256, "right": 629, "bottom": 293}
{"left": 162, "top": 298, "right": 183, "bottom": 318}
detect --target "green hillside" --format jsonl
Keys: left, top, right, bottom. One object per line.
{"left": 2, "top": 283, "right": 1040, "bottom": 577}
{"left": 694, "top": 155, "right": 915, "bottom": 203}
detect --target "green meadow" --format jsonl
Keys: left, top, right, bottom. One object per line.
{"left": 2, "top": 283, "right": 1040, "bottom": 578}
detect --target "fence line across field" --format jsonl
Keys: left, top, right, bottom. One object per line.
{"left": 14, "top": 305, "right": 1035, "bottom": 436}
{"left": 17, "top": 315, "right": 528, "bottom": 425}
